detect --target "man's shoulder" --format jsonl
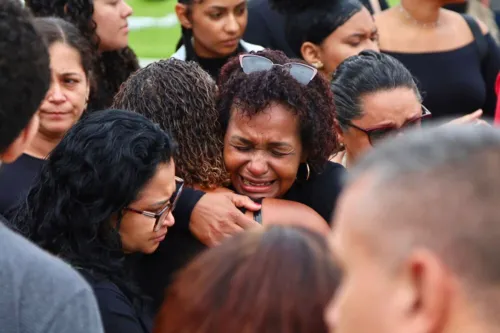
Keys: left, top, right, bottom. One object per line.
{"left": 0, "top": 220, "right": 91, "bottom": 292}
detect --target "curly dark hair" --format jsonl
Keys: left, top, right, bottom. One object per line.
{"left": 26, "top": 0, "right": 140, "bottom": 111}
{"left": 112, "top": 59, "right": 229, "bottom": 189}
{"left": 11, "top": 110, "right": 177, "bottom": 305}
{"left": 0, "top": 0, "right": 50, "bottom": 154}
{"left": 217, "top": 49, "right": 338, "bottom": 171}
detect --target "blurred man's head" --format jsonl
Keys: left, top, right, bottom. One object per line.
{"left": 0, "top": 0, "right": 50, "bottom": 163}
{"left": 326, "top": 125, "right": 500, "bottom": 333}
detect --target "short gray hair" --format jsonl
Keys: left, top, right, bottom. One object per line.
{"left": 348, "top": 125, "right": 500, "bottom": 320}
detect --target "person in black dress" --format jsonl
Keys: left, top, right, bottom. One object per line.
{"left": 0, "top": 17, "right": 92, "bottom": 216}
{"left": 376, "top": 0, "right": 500, "bottom": 120}
{"left": 11, "top": 110, "right": 180, "bottom": 333}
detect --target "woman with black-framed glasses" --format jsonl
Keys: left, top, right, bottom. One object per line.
{"left": 11, "top": 110, "right": 179, "bottom": 333}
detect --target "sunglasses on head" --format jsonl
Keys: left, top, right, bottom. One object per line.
{"left": 239, "top": 54, "right": 318, "bottom": 86}
{"left": 347, "top": 105, "right": 432, "bottom": 146}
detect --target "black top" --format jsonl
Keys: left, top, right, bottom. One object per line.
{"left": 245, "top": 0, "right": 297, "bottom": 57}
{"left": 444, "top": 3, "right": 468, "bottom": 13}
{"left": 244, "top": 0, "right": 389, "bottom": 58}
{"left": 197, "top": 55, "right": 234, "bottom": 81}
{"left": 0, "top": 153, "right": 44, "bottom": 215}
{"left": 136, "top": 161, "right": 346, "bottom": 314}
{"left": 383, "top": 33, "right": 500, "bottom": 120}
{"left": 80, "top": 271, "right": 152, "bottom": 333}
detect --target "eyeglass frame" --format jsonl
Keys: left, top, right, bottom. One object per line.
{"left": 124, "top": 177, "right": 184, "bottom": 232}
{"left": 238, "top": 54, "right": 318, "bottom": 86}
{"left": 346, "top": 105, "right": 432, "bottom": 146}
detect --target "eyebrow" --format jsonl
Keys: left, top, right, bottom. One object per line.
{"left": 231, "top": 136, "right": 292, "bottom": 148}
{"left": 149, "top": 199, "right": 170, "bottom": 210}
{"left": 59, "top": 72, "right": 83, "bottom": 77}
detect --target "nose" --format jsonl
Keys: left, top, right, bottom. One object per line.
{"left": 224, "top": 15, "right": 239, "bottom": 35}
{"left": 163, "top": 211, "right": 175, "bottom": 228}
{"left": 364, "top": 39, "right": 379, "bottom": 53}
{"left": 246, "top": 153, "right": 269, "bottom": 176}
{"left": 47, "top": 82, "right": 66, "bottom": 104}
{"left": 122, "top": 0, "right": 133, "bottom": 18}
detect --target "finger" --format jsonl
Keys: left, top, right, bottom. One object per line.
{"left": 229, "top": 194, "right": 261, "bottom": 211}
{"left": 233, "top": 212, "right": 262, "bottom": 229}
{"left": 449, "top": 110, "right": 483, "bottom": 125}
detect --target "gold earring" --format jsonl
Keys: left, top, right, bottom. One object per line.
{"left": 313, "top": 62, "right": 324, "bottom": 69}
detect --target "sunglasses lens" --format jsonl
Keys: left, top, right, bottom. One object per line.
{"left": 241, "top": 55, "right": 273, "bottom": 74}
{"left": 369, "top": 128, "right": 395, "bottom": 144}
{"left": 288, "top": 64, "right": 315, "bottom": 85}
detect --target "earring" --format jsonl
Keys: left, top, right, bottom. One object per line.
{"left": 305, "top": 162, "right": 310, "bottom": 181}
{"left": 313, "top": 62, "right": 324, "bottom": 69}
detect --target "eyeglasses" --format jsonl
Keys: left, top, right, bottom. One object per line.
{"left": 347, "top": 105, "right": 432, "bottom": 146}
{"left": 124, "top": 177, "right": 184, "bottom": 232}
{"left": 239, "top": 54, "right": 317, "bottom": 86}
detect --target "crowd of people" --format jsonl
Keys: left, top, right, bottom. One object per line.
{"left": 2, "top": 0, "right": 500, "bottom": 333}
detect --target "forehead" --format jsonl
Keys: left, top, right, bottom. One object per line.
{"left": 48, "top": 42, "right": 84, "bottom": 73}
{"left": 356, "top": 88, "right": 421, "bottom": 126}
{"left": 136, "top": 161, "right": 177, "bottom": 201}
{"left": 194, "top": 0, "right": 246, "bottom": 8}
{"left": 332, "top": 7, "right": 376, "bottom": 37}
{"left": 228, "top": 103, "right": 300, "bottom": 140}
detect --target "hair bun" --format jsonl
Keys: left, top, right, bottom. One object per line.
{"left": 268, "top": 0, "right": 331, "bottom": 14}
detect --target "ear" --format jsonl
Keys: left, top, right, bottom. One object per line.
{"left": 400, "top": 248, "right": 451, "bottom": 333}
{"left": 0, "top": 113, "right": 40, "bottom": 163}
{"left": 334, "top": 119, "right": 346, "bottom": 146}
{"left": 175, "top": 3, "right": 192, "bottom": 29}
{"left": 301, "top": 41, "right": 323, "bottom": 68}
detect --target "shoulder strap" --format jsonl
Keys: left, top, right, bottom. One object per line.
{"left": 463, "top": 14, "right": 488, "bottom": 61}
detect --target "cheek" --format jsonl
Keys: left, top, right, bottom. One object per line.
{"left": 271, "top": 157, "right": 301, "bottom": 185}
{"left": 223, "top": 147, "right": 244, "bottom": 175}
{"left": 119, "top": 215, "right": 151, "bottom": 250}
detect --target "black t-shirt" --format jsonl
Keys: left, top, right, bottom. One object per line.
{"left": 0, "top": 154, "right": 44, "bottom": 215}
{"left": 137, "top": 161, "right": 346, "bottom": 314}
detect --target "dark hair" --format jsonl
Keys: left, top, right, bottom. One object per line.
{"left": 33, "top": 17, "right": 93, "bottom": 82}
{"left": 332, "top": 50, "right": 422, "bottom": 130}
{"left": 269, "top": 0, "right": 364, "bottom": 57}
{"left": 12, "top": 110, "right": 177, "bottom": 303}
{"left": 155, "top": 226, "right": 340, "bottom": 333}
{"left": 113, "top": 59, "right": 229, "bottom": 189}
{"left": 218, "top": 49, "right": 338, "bottom": 171}
{"left": 0, "top": 0, "right": 50, "bottom": 154}
{"left": 26, "top": 0, "right": 139, "bottom": 111}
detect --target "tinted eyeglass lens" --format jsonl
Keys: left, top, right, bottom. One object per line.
{"left": 369, "top": 127, "right": 397, "bottom": 144}
{"left": 288, "top": 63, "right": 314, "bottom": 85}
{"left": 154, "top": 205, "right": 171, "bottom": 231}
{"left": 241, "top": 56, "right": 273, "bottom": 74}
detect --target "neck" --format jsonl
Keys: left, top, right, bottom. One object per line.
{"left": 399, "top": 0, "right": 442, "bottom": 26}
{"left": 24, "top": 131, "right": 62, "bottom": 159}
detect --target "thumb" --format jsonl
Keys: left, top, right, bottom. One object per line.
{"left": 448, "top": 110, "right": 483, "bottom": 125}
{"left": 227, "top": 193, "right": 261, "bottom": 212}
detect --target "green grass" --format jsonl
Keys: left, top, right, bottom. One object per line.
{"left": 129, "top": 0, "right": 401, "bottom": 60}
{"left": 128, "top": 0, "right": 180, "bottom": 59}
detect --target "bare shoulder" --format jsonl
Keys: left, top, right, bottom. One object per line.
{"left": 445, "top": 9, "right": 489, "bottom": 34}
{"left": 262, "top": 198, "right": 330, "bottom": 236}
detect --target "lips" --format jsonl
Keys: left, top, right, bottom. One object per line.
{"left": 241, "top": 177, "right": 275, "bottom": 187}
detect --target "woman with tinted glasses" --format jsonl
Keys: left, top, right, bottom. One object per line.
{"left": 331, "top": 51, "right": 432, "bottom": 167}
{"left": 11, "top": 110, "right": 179, "bottom": 333}
{"left": 218, "top": 49, "right": 345, "bottom": 222}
